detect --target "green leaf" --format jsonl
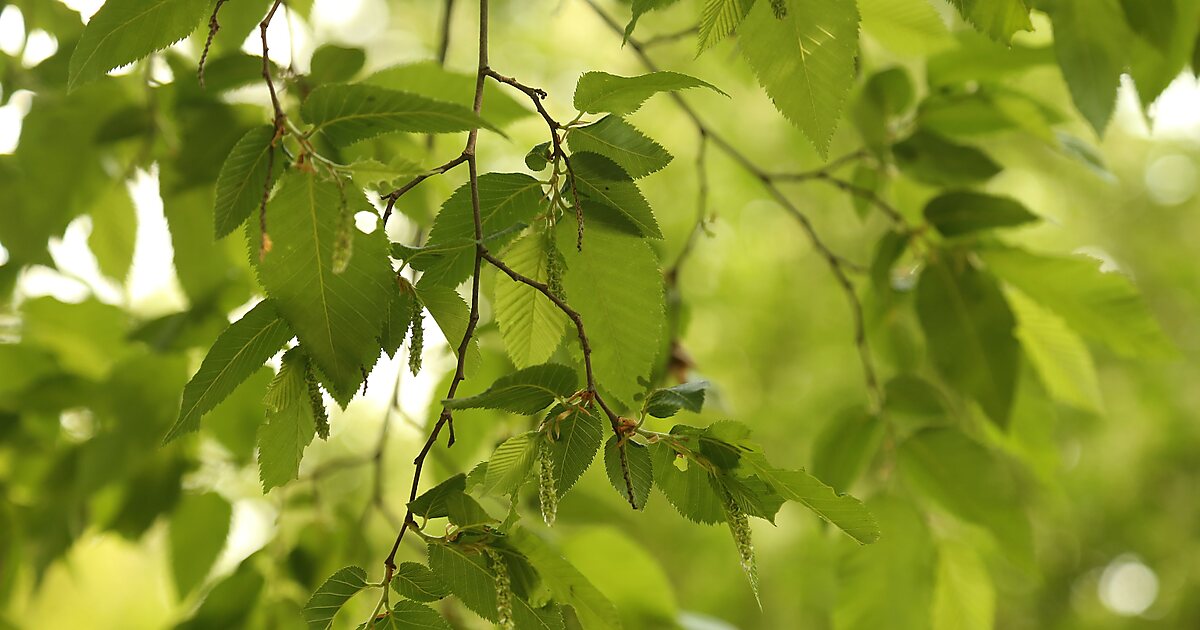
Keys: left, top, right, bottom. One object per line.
{"left": 568, "top": 116, "right": 673, "bottom": 178}
{"left": 445, "top": 364, "right": 577, "bottom": 414}
{"left": 744, "top": 457, "right": 880, "bottom": 544}
{"left": 168, "top": 492, "right": 231, "bottom": 598}
{"left": 214, "top": 126, "right": 283, "bottom": 238}
{"left": 626, "top": 0, "right": 682, "bottom": 40}
{"left": 740, "top": 0, "right": 860, "bottom": 156}
{"left": 415, "top": 281, "right": 481, "bottom": 375}
{"left": 558, "top": 221, "right": 665, "bottom": 407}
{"left": 916, "top": 254, "right": 1019, "bottom": 426}
{"left": 811, "top": 408, "right": 886, "bottom": 492}
{"left": 427, "top": 542, "right": 565, "bottom": 629}
{"left": 894, "top": 130, "right": 1001, "bottom": 187}
{"left": 508, "top": 528, "right": 623, "bottom": 630}
{"left": 605, "top": 437, "right": 653, "bottom": 510}
{"left": 309, "top": 45, "right": 366, "bottom": 84}
{"left": 446, "top": 492, "right": 497, "bottom": 529}
{"left": 494, "top": 232, "right": 568, "bottom": 368}
{"left": 923, "top": 192, "right": 1039, "bottom": 237}
{"left": 381, "top": 278, "right": 417, "bottom": 357}
{"left": 979, "top": 246, "right": 1174, "bottom": 358}
{"left": 898, "top": 428, "right": 1032, "bottom": 562}
{"left": 573, "top": 71, "right": 725, "bottom": 115}
{"left": 932, "top": 540, "right": 996, "bottom": 630}
{"left": 176, "top": 559, "right": 264, "bottom": 630}
{"left": 416, "top": 173, "right": 544, "bottom": 288}
{"left": 946, "top": 0, "right": 1032, "bottom": 43}
{"left": 346, "top": 157, "right": 425, "bottom": 192}
{"left": 834, "top": 496, "right": 935, "bottom": 630}
{"left": 1048, "top": 0, "right": 1128, "bottom": 134}
{"left": 1004, "top": 288, "right": 1103, "bottom": 412}
{"left": 88, "top": 182, "right": 137, "bottom": 281}
{"left": 302, "top": 83, "right": 498, "bottom": 146}
{"left": 390, "top": 562, "right": 450, "bottom": 602}
{"left": 68, "top": 0, "right": 210, "bottom": 90}
{"left": 303, "top": 566, "right": 369, "bottom": 630}
{"left": 568, "top": 152, "right": 663, "bottom": 239}
{"left": 408, "top": 474, "right": 467, "bottom": 520}
{"left": 258, "top": 348, "right": 318, "bottom": 492}
{"left": 483, "top": 432, "right": 538, "bottom": 495}
{"left": 545, "top": 405, "right": 605, "bottom": 496}
{"left": 697, "top": 0, "right": 755, "bottom": 52}
{"left": 365, "top": 61, "right": 531, "bottom": 127}
{"left": 251, "top": 173, "right": 393, "bottom": 405}
{"left": 644, "top": 381, "right": 708, "bottom": 418}
{"left": 363, "top": 600, "right": 452, "bottom": 630}
{"left": 166, "top": 300, "right": 293, "bottom": 442}
{"left": 649, "top": 441, "right": 723, "bottom": 523}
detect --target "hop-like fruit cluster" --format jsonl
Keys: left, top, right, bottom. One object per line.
{"left": 724, "top": 491, "right": 759, "bottom": 605}
{"left": 407, "top": 315, "right": 424, "bottom": 376}
{"left": 545, "top": 239, "right": 565, "bottom": 299}
{"left": 537, "top": 441, "right": 559, "bottom": 526}
{"left": 304, "top": 365, "right": 330, "bottom": 439}
{"left": 485, "top": 548, "right": 515, "bottom": 629}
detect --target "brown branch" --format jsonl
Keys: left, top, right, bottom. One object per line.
{"left": 641, "top": 25, "right": 699, "bottom": 48}
{"left": 256, "top": 0, "right": 287, "bottom": 260}
{"left": 582, "top": 0, "right": 884, "bottom": 412}
{"left": 666, "top": 128, "right": 710, "bottom": 286}
{"left": 198, "top": 0, "right": 230, "bottom": 87}
{"left": 381, "top": 154, "right": 469, "bottom": 225}
{"left": 383, "top": 0, "right": 492, "bottom": 578}
{"left": 483, "top": 69, "right": 586, "bottom": 250}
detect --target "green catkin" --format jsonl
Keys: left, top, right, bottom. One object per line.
{"left": 305, "top": 365, "right": 330, "bottom": 439}
{"left": 537, "top": 441, "right": 558, "bottom": 526}
{"left": 545, "top": 237, "right": 565, "bottom": 299}
{"left": 485, "top": 548, "right": 514, "bottom": 630}
{"left": 408, "top": 314, "right": 424, "bottom": 376}
{"left": 724, "top": 490, "right": 760, "bottom": 607}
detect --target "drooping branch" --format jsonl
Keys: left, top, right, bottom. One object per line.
{"left": 583, "top": 0, "right": 884, "bottom": 413}
{"left": 382, "top": 0, "right": 491, "bottom": 583}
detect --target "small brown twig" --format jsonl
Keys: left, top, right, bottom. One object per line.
{"left": 197, "top": 0, "right": 230, "bottom": 88}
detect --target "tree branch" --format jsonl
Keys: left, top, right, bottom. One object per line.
{"left": 582, "top": 0, "right": 884, "bottom": 413}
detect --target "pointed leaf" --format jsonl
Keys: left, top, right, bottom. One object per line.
{"left": 390, "top": 562, "right": 450, "bottom": 602}
{"left": 745, "top": 456, "right": 880, "bottom": 544}
{"left": 169, "top": 492, "right": 231, "bottom": 598}
{"left": 258, "top": 348, "right": 318, "bottom": 491}
{"left": 605, "top": 437, "right": 653, "bottom": 510}
{"left": 508, "top": 528, "right": 622, "bottom": 630}
{"left": 69, "top": 0, "right": 210, "bottom": 90}
{"left": 740, "top": 0, "right": 860, "bottom": 156}
{"left": 894, "top": 130, "right": 1001, "bottom": 187}
{"left": 427, "top": 543, "right": 566, "bottom": 629}
{"left": 923, "top": 192, "right": 1038, "bottom": 237}
{"left": 568, "top": 116, "right": 673, "bottom": 178}
{"left": 568, "top": 153, "right": 662, "bottom": 239}
{"left": 697, "top": 0, "right": 755, "bottom": 52}
{"left": 573, "top": 71, "right": 725, "bottom": 115}
{"left": 408, "top": 474, "right": 468, "bottom": 520}
{"left": 303, "top": 566, "right": 369, "bottom": 630}
{"left": 545, "top": 405, "right": 605, "bottom": 496}
{"left": 1005, "top": 288, "right": 1103, "bottom": 412}
{"left": 946, "top": 0, "right": 1032, "bottom": 43}
{"left": 302, "top": 83, "right": 498, "bottom": 146}
{"left": 444, "top": 364, "right": 577, "bottom": 414}
{"left": 483, "top": 432, "right": 538, "bottom": 495}
{"left": 558, "top": 222, "right": 665, "bottom": 407}
{"left": 417, "top": 173, "right": 544, "bottom": 288}
{"left": 251, "top": 173, "right": 393, "bottom": 405}
{"left": 644, "top": 381, "right": 708, "bottom": 418}
{"left": 649, "top": 441, "right": 724, "bottom": 523}
{"left": 215, "top": 126, "right": 283, "bottom": 238}
{"left": 1048, "top": 0, "right": 1128, "bottom": 135}
{"left": 361, "top": 600, "right": 452, "bottom": 630}
{"left": 166, "top": 300, "right": 293, "bottom": 442}
{"left": 979, "top": 246, "right": 1174, "bottom": 359}
{"left": 494, "top": 232, "right": 568, "bottom": 368}
{"left": 916, "top": 254, "right": 1019, "bottom": 426}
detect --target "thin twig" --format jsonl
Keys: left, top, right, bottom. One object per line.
{"left": 483, "top": 69, "right": 586, "bottom": 250}
{"left": 382, "top": 0, "right": 492, "bottom": 582}
{"left": 582, "top": 0, "right": 884, "bottom": 412}
{"left": 381, "top": 154, "right": 469, "bottom": 225}
{"left": 198, "top": 0, "right": 230, "bottom": 87}
{"left": 642, "top": 25, "right": 699, "bottom": 47}
{"left": 256, "top": 0, "right": 286, "bottom": 260}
